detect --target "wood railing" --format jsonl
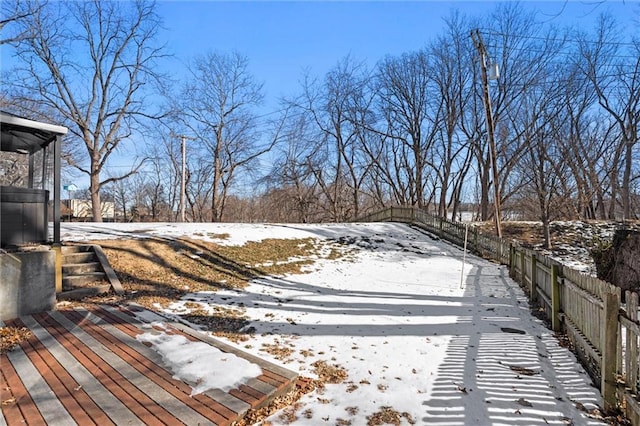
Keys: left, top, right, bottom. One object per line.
{"left": 355, "top": 206, "right": 640, "bottom": 422}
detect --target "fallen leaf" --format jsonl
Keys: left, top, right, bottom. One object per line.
{"left": 508, "top": 365, "right": 539, "bottom": 376}
{"left": 516, "top": 397, "right": 532, "bottom": 407}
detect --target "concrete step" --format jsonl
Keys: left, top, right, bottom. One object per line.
{"left": 61, "top": 245, "right": 94, "bottom": 254}
{"left": 62, "top": 262, "right": 102, "bottom": 275}
{"left": 63, "top": 251, "right": 97, "bottom": 264}
{"left": 57, "top": 284, "right": 112, "bottom": 300}
{"left": 62, "top": 272, "right": 107, "bottom": 290}
{"left": 58, "top": 243, "right": 123, "bottom": 297}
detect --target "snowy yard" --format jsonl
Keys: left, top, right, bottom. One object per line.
{"left": 62, "top": 222, "right": 605, "bottom": 425}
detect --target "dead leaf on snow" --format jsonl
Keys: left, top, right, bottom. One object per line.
{"left": 455, "top": 383, "right": 468, "bottom": 394}
{"left": 311, "top": 360, "right": 348, "bottom": 384}
{"left": 366, "top": 406, "right": 416, "bottom": 426}
{"left": 260, "top": 341, "right": 294, "bottom": 361}
{"left": 501, "top": 327, "right": 526, "bottom": 334}
{"left": 234, "top": 377, "right": 317, "bottom": 425}
{"left": 517, "top": 397, "right": 533, "bottom": 407}
{"left": 508, "top": 365, "right": 539, "bottom": 376}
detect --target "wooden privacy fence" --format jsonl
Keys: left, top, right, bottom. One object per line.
{"left": 355, "top": 206, "right": 640, "bottom": 422}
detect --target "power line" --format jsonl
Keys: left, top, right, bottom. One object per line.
{"left": 483, "top": 42, "right": 640, "bottom": 61}
{"left": 484, "top": 44, "right": 640, "bottom": 60}
{"left": 478, "top": 29, "right": 639, "bottom": 48}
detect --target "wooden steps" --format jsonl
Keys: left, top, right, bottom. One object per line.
{"left": 0, "top": 305, "right": 298, "bottom": 425}
{"left": 60, "top": 245, "right": 123, "bottom": 299}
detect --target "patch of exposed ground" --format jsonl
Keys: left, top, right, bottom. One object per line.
{"left": 68, "top": 236, "right": 328, "bottom": 312}
{"left": 62, "top": 237, "right": 339, "bottom": 342}
{"left": 260, "top": 339, "right": 296, "bottom": 362}
{"left": 60, "top": 235, "right": 352, "bottom": 424}
{"left": 474, "top": 221, "right": 639, "bottom": 248}
{"left": 474, "top": 220, "right": 640, "bottom": 274}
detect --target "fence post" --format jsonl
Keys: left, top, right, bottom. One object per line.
{"left": 519, "top": 247, "right": 526, "bottom": 286}
{"left": 601, "top": 288, "right": 620, "bottom": 413}
{"left": 473, "top": 228, "right": 478, "bottom": 253}
{"left": 509, "top": 244, "right": 515, "bottom": 277}
{"left": 530, "top": 254, "right": 538, "bottom": 305}
{"left": 627, "top": 292, "right": 639, "bottom": 400}
{"left": 551, "top": 264, "right": 561, "bottom": 332}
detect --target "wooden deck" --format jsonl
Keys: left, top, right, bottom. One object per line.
{"left": 0, "top": 305, "right": 298, "bottom": 425}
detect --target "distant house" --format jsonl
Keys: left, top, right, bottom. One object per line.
{"left": 63, "top": 199, "right": 115, "bottom": 220}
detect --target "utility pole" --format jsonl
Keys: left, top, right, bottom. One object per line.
{"left": 173, "top": 134, "right": 196, "bottom": 222}
{"left": 471, "top": 29, "right": 502, "bottom": 239}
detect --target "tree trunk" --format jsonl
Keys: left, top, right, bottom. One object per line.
{"left": 541, "top": 215, "right": 551, "bottom": 250}
{"left": 90, "top": 171, "right": 103, "bottom": 222}
{"left": 622, "top": 137, "right": 634, "bottom": 220}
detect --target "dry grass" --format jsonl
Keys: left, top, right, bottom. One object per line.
{"left": 475, "top": 222, "right": 544, "bottom": 246}
{"left": 58, "top": 234, "right": 353, "bottom": 425}
{"left": 100, "top": 236, "right": 319, "bottom": 292}
{"left": 63, "top": 235, "right": 340, "bottom": 343}
{"left": 72, "top": 236, "right": 325, "bottom": 308}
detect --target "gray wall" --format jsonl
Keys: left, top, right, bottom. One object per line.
{"left": 1, "top": 250, "right": 55, "bottom": 321}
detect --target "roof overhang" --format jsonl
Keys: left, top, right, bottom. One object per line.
{"left": 1, "top": 111, "right": 68, "bottom": 154}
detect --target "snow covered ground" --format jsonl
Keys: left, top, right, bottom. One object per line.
{"left": 62, "top": 222, "right": 605, "bottom": 425}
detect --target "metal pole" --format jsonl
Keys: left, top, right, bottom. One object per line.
{"left": 180, "top": 135, "right": 186, "bottom": 223}
{"left": 53, "top": 135, "right": 61, "bottom": 244}
{"left": 460, "top": 223, "right": 469, "bottom": 289}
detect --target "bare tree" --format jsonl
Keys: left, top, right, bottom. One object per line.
{"left": 475, "top": 5, "right": 567, "bottom": 220}
{"left": 428, "top": 14, "right": 475, "bottom": 218}
{"left": 376, "top": 50, "right": 439, "bottom": 208}
{"left": 294, "top": 57, "right": 375, "bottom": 221}
{"left": 8, "top": 0, "right": 166, "bottom": 221}
{"left": 0, "top": 0, "right": 42, "bottom": 45}
{"left": 265, "top": 110, "right": 321, "bottom": 223}
{"left": 557, "top": 60, "right": 616, "bottom": 220}
{"left": 109, "top": 177, "right": 130, "bottom": 222}
{"left": 178, "top": 51, "right": 274, "bottom": 222}
{"left": 579, "top": 14, "right": 640, "bottom": 220}
{"left": 516, "top": 71, "right": 568, "bottom": 248}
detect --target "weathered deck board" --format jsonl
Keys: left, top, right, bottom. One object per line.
{"left": 18, "top": 314, "right": 132, "bottom": 425}
{"left": 0, "top": 305, "right": 298, "bottom": 426}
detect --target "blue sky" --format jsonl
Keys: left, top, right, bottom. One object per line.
{"left": 156, "top": 1, "right": 639, "bottom": 112}
{"left": 151, "top": 0, "right": 639, "bottom": 193}
{"left": 3, "top": 1, "right": 637, "bottom": 120}
{"left": 2, "top": 1, "right": 638, "bottom": 189}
